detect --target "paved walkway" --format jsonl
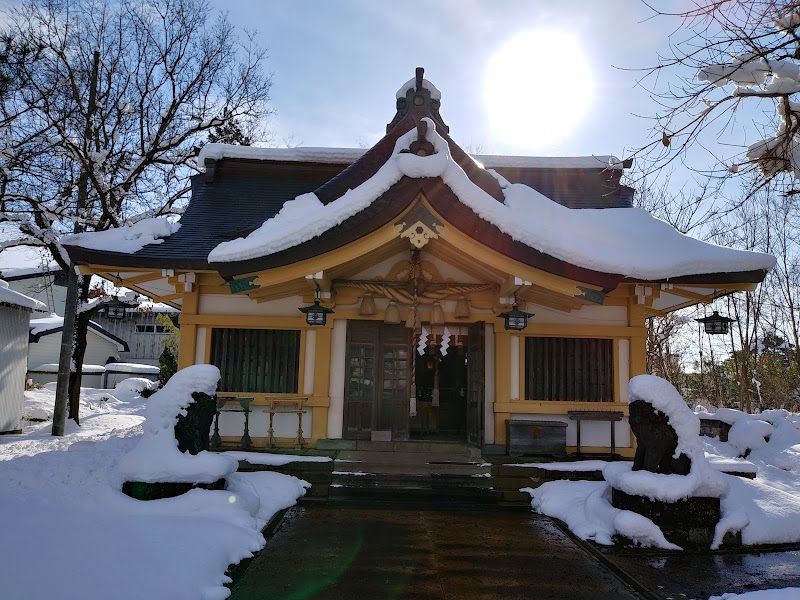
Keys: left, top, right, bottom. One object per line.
{"left": 229, "top": 504, "right": 641, "bottom": 600}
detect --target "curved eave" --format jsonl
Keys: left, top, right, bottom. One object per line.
{"left": 624, "top": 269, "right": 769, "bottom": 286}
{"left": 62, "top": 243, "right": 210, "bottom": 272}
{"left": 211, "top": 175, "right": 623, "bottom": 291}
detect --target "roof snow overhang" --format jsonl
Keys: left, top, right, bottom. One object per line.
{"left": 29, "top": 320, "right": 129, "bottom": 351}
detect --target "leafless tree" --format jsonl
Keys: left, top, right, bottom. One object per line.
{"left": 0, "top": 0, "right": 272, "bottom": 423}
{"left": 636, "top": 1, "right": 800, "bottom": 193}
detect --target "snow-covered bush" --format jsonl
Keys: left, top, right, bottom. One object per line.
{"left": 118, "top": 365, "right": 237, "bottom": 484}
{"left": 114, "top": 377, "right": 159, "bottom": 396}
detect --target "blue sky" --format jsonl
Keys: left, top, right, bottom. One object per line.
{"left": 223, "top": 0, "right": 681, "bottom": 158}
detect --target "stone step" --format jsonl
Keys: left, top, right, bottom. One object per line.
{"left": 331, "top": 471, "right": 494, "bottom": 488}
{"left": 335, "top": 450, "right": 480, "bottom": 466}
{"left": 334, "top": 462, "right": 491, "bottom": 477}
{"left": 327, "top": 482, "right": 498, "bottom": 504}
{"left": 317, "top": 439, "right": 481, "bottom": 456}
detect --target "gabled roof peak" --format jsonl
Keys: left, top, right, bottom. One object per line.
{"left": 387, "top": 67, "right": 449, "bottom": 134}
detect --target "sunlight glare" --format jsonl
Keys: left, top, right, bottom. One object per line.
{"left": 484, "top": 31, "right": 593, "bottom": 148}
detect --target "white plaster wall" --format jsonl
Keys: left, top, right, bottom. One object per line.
{"left": 303, "top": 330, "right": 316, "bottom": 395}
{"left": 195, "top": 327, "right": 208, "bottom": 364}
{"left": 509, "top": 413, "right": 631, "bottom": 448}
{"left": 219, "top": 407, "right": 312, "bottom": 440}
{"left": 528, "top": 303, "right": 627, "bottom": 325}
{"left": 509, "top": 335, "right": 520, "bottom": 400}
{"left": 327, "top": 319, "right": 347, "bottom": 438}
{"left": 199, "top": 294, "right": 303, "bottom": 317}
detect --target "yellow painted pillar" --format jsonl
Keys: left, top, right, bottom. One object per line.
{"left": 311, "top": 325, "right": 332, "bottom": 441}
{"left": 494, "top": 330, "right": 511, "bottom": 445}
{"left": 178, "top": 285, "right": 199, "bottom": 369}
{"left": 628, "top": 300, "right": 647, "bottom": 377}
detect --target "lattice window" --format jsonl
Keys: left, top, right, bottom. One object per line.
{"left": 524, "top": 337, "right": 613, "bottom": 402}
{"left": 210, "top": 328, "right": 300, "bottom": 393}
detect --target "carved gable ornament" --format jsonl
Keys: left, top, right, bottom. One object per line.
{"left": 395, "top": 202, "right": 442, "bottom": 249}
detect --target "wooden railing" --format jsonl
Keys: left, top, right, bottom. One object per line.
{"left": 210, "top": 395, "right": 308, "bottom": 450}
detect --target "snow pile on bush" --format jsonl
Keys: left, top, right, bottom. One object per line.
{"left": 114, "top": 377, "right": 159, "bottom": 396}
{"left": 118, "top": 364, "right": 237, "bottom": 484}
{"left": 699, "top": 407, "right": 800, "bottom": 474}
{"left": 603, "top": 375, "right": 729, "bottom": 501}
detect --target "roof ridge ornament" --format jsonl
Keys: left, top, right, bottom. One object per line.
{"left": 387, "top": 67, "right": 449, "bottom": 134}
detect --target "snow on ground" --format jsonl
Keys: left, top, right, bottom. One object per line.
{"left": 0, "top": 378, "right": 307, "bottom": 600}
{"left": 711, "top": 589, "right": 800, "bottom": 600}
{"left": 528, "top": 383, "right": 800, "bottom": 551}
{"left": 223, "top": 450, "right": 332, "bottom": 466}
{"left": 508, "top": 460, "right": 610, "bottom": 471}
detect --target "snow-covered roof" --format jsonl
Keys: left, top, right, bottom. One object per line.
{"left": 29, "top": 363, "right": 106, "bottom": 374}
{"left": 0, "top": 279, "right": 47, "bottom": 311}
{"left": 207, "top": 118, "right": 776, "bottom": 280}
{"left": 0, "top": 248, "right": 59, "bottom": 280}
{"left": 135, "top": 301, "right": 180, "bottom": 314}
{"left": 197, "top": 144, "right": 366, "bottom": 165}
{"left": 395, "top": 76, "right": 442, "bottom": 100}
{"left": 61, "top": 218, "right": 180, "bottom": 254}
{"left": 196, "top": 143, "right": 623, "bottom": 171}
{"left": 29, "top": 313, "right": 129, "bottom": 351}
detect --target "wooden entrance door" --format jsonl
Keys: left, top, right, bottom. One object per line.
{"left": 344, "top": 321, "right": 411, "bottom": 440}
{"left": 466, "top": 321, "right": 485, "bottom": 446}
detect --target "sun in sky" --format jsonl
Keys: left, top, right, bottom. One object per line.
{"left": 484, "top": 31, "right": 593, "bottom": 150}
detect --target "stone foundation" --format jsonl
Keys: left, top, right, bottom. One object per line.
{"left": 122, "top": 478, "right": 226, "bottom": 501}
{"left": 611, "top": 487, "right": 722, "bottom": 548}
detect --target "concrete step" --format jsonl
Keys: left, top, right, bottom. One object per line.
{"left": 334, "top": 462, "right": 491, "bottom": 477}
{"left": 317, "top": 439, "right": 481, "bottom": 457}
{"left": 331, "top": 471, "right": 494, "bottom": 488}
{"left": 335, "top": 450, "right": 481, "bottom": 466}
{"left": 328, "top": 482, "right": 498, "bottom": 504}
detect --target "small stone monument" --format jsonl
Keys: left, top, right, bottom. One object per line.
{"left": 119, "top": 365, "right": 238, "bottom": 501}
{"left": 604, "top": 375, "right": 731, "bottom": 549}
{"left": 628, "top": 399, "right": 691, "bottom": 475}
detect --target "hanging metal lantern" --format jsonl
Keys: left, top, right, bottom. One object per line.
{"left": 299, "top": 291, "right": 334, "bottom": 326}
{"left": 497, "top": 303, "right": 535, "bottom": 331}
{"left": 104, "top": 296, "right": 130, "bottom": 320}
{"left": 695, "top": 311, "right": 735, "bottom": 335}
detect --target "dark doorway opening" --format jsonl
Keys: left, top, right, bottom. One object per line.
{"left": 410, "top": 339, "right": 468, "bottom": 441}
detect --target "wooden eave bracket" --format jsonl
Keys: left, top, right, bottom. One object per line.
{"left": 499, "top": 276, "right": 531, "bottom": 304}
{"left": 305, "top": 271, "right": 331, "bottom": 299}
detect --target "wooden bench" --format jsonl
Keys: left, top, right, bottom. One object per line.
{"left": 264, "top": 397, "right": 306, "bottom": 449}
{"left": 211, "top": 396, "right": 254, "bottom": 450}
{"left": 568, "top": 410, "right": 624, "bottom": 456}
